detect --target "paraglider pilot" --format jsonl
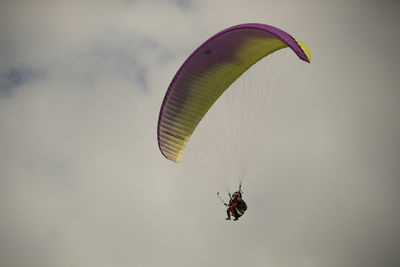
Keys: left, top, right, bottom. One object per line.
{"left": 226, "top": 191, "right": 247, "bottom": 221}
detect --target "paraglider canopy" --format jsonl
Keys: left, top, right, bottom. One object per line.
{"left": 157, "top": 23, "right": 311, "bottom": 162}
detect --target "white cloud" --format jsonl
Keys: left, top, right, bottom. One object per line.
{"left": 1, "top": 0, "right": 399, "bottom": 267}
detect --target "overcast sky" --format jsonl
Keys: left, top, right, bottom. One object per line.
{"left": 1, "top": 1, "right": 399, "bottom": 267}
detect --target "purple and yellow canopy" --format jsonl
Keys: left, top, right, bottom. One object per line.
{"left": 157, "top": 23, "right": 311, "bottom": 162}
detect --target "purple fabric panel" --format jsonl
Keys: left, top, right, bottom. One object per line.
{"left": 157, "top": 23, "right": 309, "bottom": 159}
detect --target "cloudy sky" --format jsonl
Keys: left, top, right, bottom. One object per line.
{"left": 1, "top": 0, "right": 399, "bottom": 266}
